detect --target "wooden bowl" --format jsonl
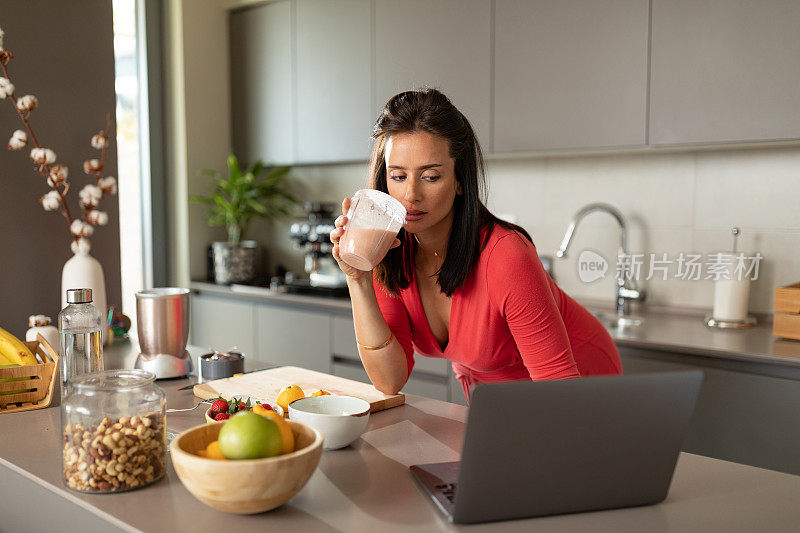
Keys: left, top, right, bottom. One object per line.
{"left": 170, "top": 420, "right": 323, "bottom": 514}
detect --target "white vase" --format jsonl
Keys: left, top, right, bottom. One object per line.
{"left": 61, "top": 251, "right": 107, "bottom": 321}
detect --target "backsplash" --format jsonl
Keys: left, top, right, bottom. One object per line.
{"left": 249, "top": 145, "right": 799, "bottom": 315}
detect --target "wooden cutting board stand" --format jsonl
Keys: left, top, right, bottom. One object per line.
{"left": 193, "top": 366, "right": 405, "bottom": 413}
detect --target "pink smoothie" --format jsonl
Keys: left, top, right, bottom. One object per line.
{"left": 340, "top": 226, "right": 398, "bottom": 271}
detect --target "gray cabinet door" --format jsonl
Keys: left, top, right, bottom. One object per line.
{"left": 494, "top": 0, "right": 648, "bottom": 151}
{"left": 374, "top": 0, "right": 492, "bottom": 150}
{"left": 332, "top": 316, "right": 449, "bottom": 377}
{"left": 190, "top": 294, "right": 257, "bottom": 359}
{"left": 230, "top": 0, "right": 295, "bottom": 165}
{"left": 333, "top": 359, "right": 449, "bottom": 401}
{"left": 649, "top": 0, "right": 800, "bottom": 145}
{"left": 296, "top": 0, "right": 373, "bottom": 162}
{"left": 255, "top": 304, "right": 332, "bottom": 372}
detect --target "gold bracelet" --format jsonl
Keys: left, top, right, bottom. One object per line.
{"left": 357, "top": 334, "right": 393, "bottom": 351}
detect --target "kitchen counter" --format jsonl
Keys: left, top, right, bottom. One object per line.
{"left": 191, "top": 281, "right": 800, "bottom": 369}
{"left": 2, "top": 342, "right": 800, "bottom": 532}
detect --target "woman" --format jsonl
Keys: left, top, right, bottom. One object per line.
{"left": 330, "top": 89, "right": 621, "bottom": 402}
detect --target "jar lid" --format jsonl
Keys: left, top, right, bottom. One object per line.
{"left": 71, "top": 369, "right": 155, "bottom": 391}
{"left": 66, "top": 288, "right": 93, "bottom": 303}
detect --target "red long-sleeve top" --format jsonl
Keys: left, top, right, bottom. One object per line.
{"left": 374, "top": 225, "right": 622, "bottom": 401}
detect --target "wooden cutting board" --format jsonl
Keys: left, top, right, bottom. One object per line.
{"left": 192, "top": 366, "right": 405, "bottom": 413}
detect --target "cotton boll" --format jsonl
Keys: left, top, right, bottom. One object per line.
{"left": 78, "top": 184, "right": 102, "bottom": 208}
{"left": 70, "top": 238, "right": 91, "bottom": 256}
{"left": 40, "top": 190, "right": 61, "bottom": 211}
{"left": 83, "top": 159, "right": 102, "bottom": 174}
{"left": 0, "top": 77, "right": 14, "bottom": 99}
{"left": 16, "top": 94, "right": 37, "bottom": 112}
{"left": 8, "top": 129, "right": 26, "bottom": 150}
{"left": 86, "top": 210, "right": 108, "bottom": 226}
{"left": 91, "top": 133, "right": 108, "bottom": 149}
{"left": 99, "top": 176, "right": 117, "bottom": 195}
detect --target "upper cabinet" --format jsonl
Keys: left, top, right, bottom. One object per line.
{"left": 494, "top": 0, "right": 649, "bottom": 152}
{"left": 374, "top": 0, "right": 492, "bottom": 150}
{"left": 230, "top": 0, "right": 295, "bottom": 165}
{"left": 649, "top": 0, "right": 800, "bottom": 145}
{"left": 296, "top": 0, "right": 373, "bottom": 162}
{"left": 229, "top": 0, "right": 800, "bottom": 165}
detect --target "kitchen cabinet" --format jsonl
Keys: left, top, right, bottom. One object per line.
{"left": 230, "top": 0, "right": 295, "bottom": 165}
{"left": 332, "top": 315, "right": 451, "bottom": 401}
{"left": 333, "top": 358, "right": 449, "bottom": 402}
{"left": 333, "top": 315, "right": 450, "bottom": 377}
{"left": 448, "top": 370, "right": 467, "bottom": 406}
{"left": 295, "top": 0, "right": 372, "bottom": 162}
{"left": 374, "top": 0, "right": 492, "bottom": 150}
{"left": 649, "top": 0, "right": 800, "bottom": 145}
{"left": 255, "top": 303, "right": 332, "bottom": 373}
{"left": 620, "top": 345, "right": 800, "bottom": 476}
{"left": 190, "top": 293, "right": 257, "bottom": 359}
{"left": 493, "top": 0, "right": 649, "bottom": 152}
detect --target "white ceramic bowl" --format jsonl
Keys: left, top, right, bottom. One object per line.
{"left": 288, "top": 395, "right": 370, "bottom": 450}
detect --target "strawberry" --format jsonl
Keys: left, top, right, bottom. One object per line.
{"left": 258, "top": 403, "right": 274, "bottom": 411}
{"left": 238, "top": 402, "right": 246, "bottom": 411}
{"left": 213, "top": 412, "right": 231, "bottom": 421}
{"left": 210, "top": 398, "right": 229, "bottom": 413}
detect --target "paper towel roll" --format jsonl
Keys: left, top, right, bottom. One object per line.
{"left": 713, "top": 277, "right": 751, "bottom": 321}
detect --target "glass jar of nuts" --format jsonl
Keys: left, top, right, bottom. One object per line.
{"left": 61, "top": 369, "right": 166, "bottom": 493}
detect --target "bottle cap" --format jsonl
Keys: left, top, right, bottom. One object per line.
{"left": 66, "top": 288, "right": 93, "bottom": 304}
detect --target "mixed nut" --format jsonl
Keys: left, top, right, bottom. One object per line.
{"left": 62, "top": 413, "right": 165, "bottom": 492}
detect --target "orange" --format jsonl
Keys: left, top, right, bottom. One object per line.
{"left": 258, "top": 410, "right": 295, "bottom": 454}
{"left": 310, "top": 389, "right": 330, "bottom": 397}
{"left": 276, "top": 384, "right": 305, "bottom": 412}
{"left": 205, "top": 440, "right": 227, "bottom": 460}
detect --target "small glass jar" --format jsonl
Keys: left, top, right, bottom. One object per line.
{"left": 61, "top": 370, "right": 166, "bottom": 493}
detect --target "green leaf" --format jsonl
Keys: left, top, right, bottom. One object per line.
{"left": 189, "top": 195, "right": 213, "bottom": 204}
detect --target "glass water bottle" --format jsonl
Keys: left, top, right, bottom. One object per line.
{"left": 59, "top": 288, "right": 104, "bottom": 397}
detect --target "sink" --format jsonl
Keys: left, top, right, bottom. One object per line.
{"left": 594, "top": 312, "right": 644, "bottom": 329}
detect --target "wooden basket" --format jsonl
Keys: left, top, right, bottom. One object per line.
{"left": 0, "top": 334, "right": 59, "bottom": 413}
{"left": 774, "top": 282, "right": 800, "bottom": 341}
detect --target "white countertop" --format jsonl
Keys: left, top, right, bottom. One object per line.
{"left": 2, "top": 343, "right": 800, "bottom": 532}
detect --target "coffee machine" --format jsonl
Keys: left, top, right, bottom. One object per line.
{"left": 287, "top": 202, "right": 348, "bottom": 294}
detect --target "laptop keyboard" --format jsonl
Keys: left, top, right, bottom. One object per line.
{"left": 435, "top": 483, "right": 457, "bottom": 503}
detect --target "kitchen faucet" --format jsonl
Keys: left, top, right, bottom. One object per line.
{"left": 555, "top": 203, "right": 645, "bottom": 326}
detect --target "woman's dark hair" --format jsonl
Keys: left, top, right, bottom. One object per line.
{"left": 371, "top": 88, "right": 532, "bottom": 296}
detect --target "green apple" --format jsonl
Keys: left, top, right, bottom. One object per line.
{"left": 218, "top": 411, "right": 282, "bottom": 460}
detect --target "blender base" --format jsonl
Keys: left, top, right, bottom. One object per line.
{"left": 135, "top": 350, "right": 193, "bottom": 379}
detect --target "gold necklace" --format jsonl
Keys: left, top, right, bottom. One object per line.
{"left": 413, "top": 235, "right": 441, "bottom": 257}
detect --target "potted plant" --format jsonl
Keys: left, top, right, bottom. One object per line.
{"left": 190, "top": 154, "right": 296, "bottom": 284}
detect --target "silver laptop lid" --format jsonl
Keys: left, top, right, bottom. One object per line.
{"left": 453, "top": 371, "right": 703, "bottom": 523}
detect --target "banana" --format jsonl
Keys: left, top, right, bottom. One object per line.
{"left": 0, "top": 326, "right": 38, "bottom": 366}
{"left": 0, "top": 352, "right": 18, "bottom": 366}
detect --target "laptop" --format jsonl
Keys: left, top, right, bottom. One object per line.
{"left": 410, "top": 370, "right": 703, "bottom": 524}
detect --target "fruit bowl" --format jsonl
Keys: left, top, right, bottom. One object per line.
{"left": 288, "top": 395, "right": 370, "bottom": 450}
{"left": 170, "top": 420, "right": 323, "bottom": 514}
{"left": 205, "top": 404, "right": 283, "bottom": 423}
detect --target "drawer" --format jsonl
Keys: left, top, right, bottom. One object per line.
{"left": 333, "top": 359, "right": 448, "bottom": 401}
{"left": 332, "top": 316, "right": 449, "bottom": 377}
{"left": 332, "top": 360, "right": 372, "bottom": 385}
{"left": 332, "top": 316, "right": 359, "bottom": 359}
